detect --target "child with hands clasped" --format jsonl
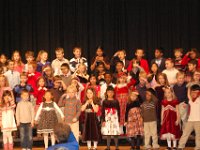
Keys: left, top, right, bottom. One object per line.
{"left": 0, "top": 90, "right": 17, "bottom": 150}
{"left": 35, "top": 90, "right": 64, "bottom": 149}
{"left": 101, "top": 86, "right": 120, "bottom": 150}
{"left": 160, "top": 87, "right": 181, "bottom": 150}
{"left": 81, "top": 88, "right": 100, "bottom": 150}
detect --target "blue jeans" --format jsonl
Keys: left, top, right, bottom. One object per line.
{"left": 20, "top": 123, "right": 33, "bottom": 149}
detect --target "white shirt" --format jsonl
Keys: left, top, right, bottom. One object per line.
{"left": 51, "top": 58, "right": 69, "bottom": 76}
{"left": 188, "top": 97, "right": 200, "bottom": 122}
{"left": 4, "top": 70, "right": 20, "bottom": 89}
{"left": 162, "top": 68, "right": 179, "bottom": 86}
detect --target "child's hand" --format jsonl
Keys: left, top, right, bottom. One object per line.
{"left": 31, "top": 122, "right": 34, "bottom": 128}
{"left": 124, "top": 122, "right": 127, "bottom": 126}
{"left": 160, "top": 121, "right": 163, "bottom": 125}
{"left": 17, "top": 123, "right": 20, "bottom": 127}
{"left": 34, "top": 121, "right": 38, "bottom": 125}
{"left": 72, "top": 118, "right": 77, "bottom": 123}
{"left": 102, "top": 122, "right": 106, "bottom": 127}
{"left": 62, "top": 117, "right": 65, "bottom": 122}
{"left": 175, "top": 120, "right": 179, "bottom": 126}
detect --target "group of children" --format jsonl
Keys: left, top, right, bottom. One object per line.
{"left": 0, "top": 47, "right": 199, "bottom": 150}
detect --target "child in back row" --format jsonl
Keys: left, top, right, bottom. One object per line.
{"left": 36, "top": 50, "right": 51, "bottom": 73}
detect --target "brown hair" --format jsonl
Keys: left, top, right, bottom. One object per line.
{"left": 53, "top": 123, "right": 71, "bottom": 143}
{"left": 73, "top": 46, "right": 82, "bottom": 52}
{"left": 25, "top": 50, "right": 34, "bottom": 58}
{"left": 20, "top": 72, "right": 27, "bottom": 77}
{"left": 157, "top": 73, "right": 169, "bottom": 86}
{"left": 1, "top": 90, "right": 12, "bottom": 107}
{"left": 28, "top": 61, "right": 37, "bottom": 70}
{"left": 36, "top": 50, "right": 48, "bottom": 62}
{"left": 0, "top": 74, "right": 9, "bottom": 87}
{"left": 11, "top": 50, "right": 23, "bottom": 66}
{"left": 174, "top": 48, "right": 183, "bottom": 53}
{"left": 42, "top": 90, "right": 54, "bottom": 102}
{"left": 84, "top": 87, "right": 99, "bottom": 105}
{"left": 55, "top": 47, "right": 64, "bottom": 53}
{"left": 36, "top": 76, "right": 46, "bottom": 87}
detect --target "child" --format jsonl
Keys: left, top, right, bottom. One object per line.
{"left": 173, "top": 48, "right": 185, "bottom": 71}
{"left": 4, "top": 60, "right": 20, "bottom": 89}
{"left": 111, "top": 49, "right": 129, "bottom": 72}
{"left": 70, "top": 77, "right": 84, "bottom": 100}
{"left": 81, "top": 87, "right": 100, "bottom": 150}
{"left": 95, "top": 62, "right": 106, "bottom": 85}
{"left": 178, "top": 84, "right": 200, "bottom": 150}
{"left": 162, "top": 58, "right": 179, "bottom": 87}
{"left": 16, "top": 89, "right": 34, "bottom": 150}
{"left": 173, "top": 72, "right": 188, "bottom": 130}
{"left": 51, "top": 47, "right": 69, "bottom": 76}
{"left": 101, "top": 86, "right": 120, "bottom": 150}
{"left": 69, "top": 46, "right": 88, "bottom": 73}
{"left": 127, "top": 48, "right": 149, "bottom": 74}
{"left": 60, "top": 63, "right": 72, "bottom": 87}
{"left": 186, "top": 59, "right": 198, "bottom": 77}
{"left": 181, "top": 48, "right": 200, "bottom": 70}
{"left": 147, "top": 62, "right": 160, "bottom": 89}
{"left": 27, "top": 61, "right": 42, "bottom": 97}
{"left": 49, "top": 75, "right": 66, "bottom": 104}
{"left": 13, "top": 72, "right": 33, "bottom": 103}
{"left": 75, "top": 63, "right": 89, "bottom": 84}
{"left": 112, "top": 61, "right": 124, "bottom": 84}
{"left": 115, "top": 72, "right": 135, "bottom": 134}
{"left": 11, "top": 50, "right": 24, "bottom": 73}
{"left": 58, "top": 85, "right": 81, "bottom": 142}
{"left": 86, "top": 74, "right": 101, "bottom": 98}
{"left": 24, "top": 50, "right": 35, "bottom": 73}
{"left": 0, "top": 90, "right": 17, "bottom": 150}
{"left": 141, "top": 88, "right": 160, "bottom": 150}
{"left": 42, "top": 65, "right": 54, "bottom": 89}
{"left": 35, "top": 90, "right": 64, "bottom": 149}
{"left": 0, "top": 54, "right": 8, "bottom": 73}
{"left": 125, "top": 89, "right": 144, "bottom": 150}
{"left": 160, "top": 87, "right": 181, "bottom": 150}
{"left": 36, "top": 50, "right": 51, "bottom": 73}
{"left": 151, "top": 48, "right": 166, "bottom": 71}
{"left": 90, "top": 46, "right": 110, "bottom": 72}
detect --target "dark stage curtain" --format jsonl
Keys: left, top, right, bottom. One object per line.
{"left": 0, "top": 0, "right": 200, "bottom": 64}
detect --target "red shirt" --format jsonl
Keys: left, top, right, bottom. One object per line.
{"left": 127, "top": 59, "right": 149, "bottom": 73}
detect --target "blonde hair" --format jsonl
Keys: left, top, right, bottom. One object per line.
{"left": 163, "top": 86, "right": 177, "bottom": 100}
{"left": 139, "top": 71, "right": 147, "bottom": 78}
{"left": 0, "top": 74, "right": 9, "bottom": 87}
{"left": 176, "top": 71, "right": 185, "bottom": 78}
{"left": 55, "top": 47, "right": 64, "bottom": 53}
{"left": 36, "top": 50, "right": 48, "bottom": 62}
{"left": 67, "top": 85, "right": 77, "bottom": 93}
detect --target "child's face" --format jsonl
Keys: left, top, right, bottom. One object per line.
{"left": 193, "top": 72, "right": 200, "bottom": 82}
{"left": 188, "top": 64, "right": 196, "bottom": 72}
{"left": 56, "top": 51, "right": 64, "bottom": 60}
{"left": 130, "top": 92, "right": 138, "bottom": 101}
{"left": 191, "top": 90, "right": 199, "bottom": 99}
{"left": 158, "top": 75, "right": 165, "bottom": 85}
{"left": 90, "top": 76, "right": 97, "bottom": 85}
{"left": 107, "top": 90, "right": 114, "bottom": 99}
{"left": 116, "top": 63, "right": 123, "bottom": 72}
{"left": 146, "top": 91, "right": 152, "bottom": 101}
{"left": 21, "top": 92, "right": 29, "bottom": 100}
{"left": 97, "top": 64, "right": 104, "bottom": 72}
{"left": 139, "top": 77, "right": 146, "bottom": 85}
{"left": 28, "top": 65, "right": 35, "bottom": 73}
{"left": 38, "top": 79, "right": 45, "bottom": 87}
{"left": 78, "top": 65, "right": 86, "bottom": 73}
{"left": 0, "top": 77, "right": 6, "bottom": 87}
{"left": 13, "top": 52, "right": 20, "bottom": 62}
{"left": 154, "top": 50, "right": 162, "bottom": 59}
{"left": 104, "top": 74, "right": 112, "bottom": 84}
{"left": 54, "top": 80, "right": 61, "bottom": 88}
{"left": 135, "top": 49, "right": 144, "bottom": 59}
{"left": 190, "top": 51, "right": 197, "bottom": 59}
{"left": 164, "top": 89, "right": 173, "bottom": 99}
{"left": 41, "top": 53, "right": 48, "bottom": 61}
{"left": 73, "top": 48, "right": 81, "bottom": 58}
{"left": 151, "top": 64, "right": 158, "bottom": 73}
{"left": 71, "top": 79, "right": 78, "bottom": 86}
{"left": 174, "top": 51, "right": 182, "bottom": 58}
{"left": 61, "top": 66, "right": 69, "bottom": 74}
{"left": 4, "top": 95, "right": 11, "bottom": 103}
{"left": 8, "top": 62, "right": 14, "bottom": 70}
{"left": 165, "top": 60, "right": 174, "bottom": 69}
{"left": 44, "top": 67, "right": 52, "bottom": 76}
{"left": 0, "top": 55, "right": 7, "bottom": 64}
{"left": 118, "top": 51, "right": 126, "bottom": 60}
{"left": 96, "top": 48, "right": 103, "bottom": 56}
{"left": 67, "top": 89, "right": 76, "bottom": 99}
{"left": 20, "top": 75, "right": 27, "bottom": 83}
{"left": 44, "top": 92, "right": 52, "bottom": 101}
{"left": 118, "top": 76, "right": 126, "bottom": 84}
{"left": 26, "top": 56, "right": 34, "bottom": 63}
{"left": 177, "top": 75, "right": 185, "bottom": 85}
{"left": 86, "top": 89, "right": 94, "bottom": 99}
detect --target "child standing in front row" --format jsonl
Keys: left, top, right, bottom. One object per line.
{"left": 178, "top": 84, "right": 200, "bottom": 150}
{"left": 125, "top": 89, "right": 144, "bottom": 150}
{"left": 160, "top": 87, "right": 181, "bottom": 150}
{"left": 0, "top": 90, "right": 17, "bottom": 150}
{"left": 101, "top": 86, "right": 120, "bottom": 150}
{"left": 35, "top": 90, "right": 64, "bottom": 149}
{"left": 16, "top": 89, "right": 34, "bottom": 150}
{"left": 81, "top": 87, "right": 100, "bottom": 150}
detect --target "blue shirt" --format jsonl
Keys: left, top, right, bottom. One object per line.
{"left": 47, "top": 132, "right": 79, "bottom": 150}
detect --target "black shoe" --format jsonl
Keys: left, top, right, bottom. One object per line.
{"left": 172, "top": 148, "right": 177, "bottom": 150}
{"left": 136, "top": 146, "right": 140, "bottom": 150}
{"left": 115, "top": 148, "right": 120, "bottom": 150}
{"left": 165, "top": 147, "right": 171, "bottom": 150}
{"left": 130, "top": 147, "right": 135, "bottom": 150}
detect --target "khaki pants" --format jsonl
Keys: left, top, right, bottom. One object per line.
{"left": 144, "top": 121, "right": 160, "bottom": 149}
{"left": 178, "top": 121, "right": 200, "bottom": 150}
{"left": 68, "top": 121, "right": 79, "bottom": 142}
{"left": 178, "top": 102, "right": 188, "bottom": 130}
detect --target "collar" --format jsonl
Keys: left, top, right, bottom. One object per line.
{"left": 38, "top": 87, "right": 47, "bottom": 91}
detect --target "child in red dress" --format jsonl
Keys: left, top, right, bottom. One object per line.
{"left": 160, "top": 87, "right": 181, "bottom": 150}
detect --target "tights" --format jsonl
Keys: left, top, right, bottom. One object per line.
{"left": 106, "top": 135, "right": 119, "bottom": 149}
{"left": 3, "top": 131, "right": 13, "bottom": 144}
{"left": 43, "top": 133, "right": 56, "bottom": 148}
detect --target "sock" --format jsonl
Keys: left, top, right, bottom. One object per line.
{"left": 44, "top": 133, "right": 49, "bottom": 148}
{"left": 173, "top": 140, "right": 177, "bottom": 148}
{"left": 114, "top": 135, "right": 119, "bottom": 148}
{"left": 93, "top": 141, "right": 98, "bottom": 148}
{"left": 106, "top": 136, "right": 111, "bottom": 148}
{"left": 87, "top": 141, "right": 91, "bottom": 148}
{"left": 50, "top": 133, "right": 55, "bottom": 146}
{"left": 167, "top": 139, "right": 171, "bottom": 148}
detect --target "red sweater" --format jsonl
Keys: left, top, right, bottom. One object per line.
{"left": 181, "top": 54, "right": 200, "bottom": 69}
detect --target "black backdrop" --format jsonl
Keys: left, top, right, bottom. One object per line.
{"left": 0, "top": 0, "right": 200, "bottom": 64}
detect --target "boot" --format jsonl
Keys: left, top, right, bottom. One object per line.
{"left": 3, "top": 143, "right": 9, "bottom": 150}
{"left": 8, "top": 143, "right": 13, "bottom": 150}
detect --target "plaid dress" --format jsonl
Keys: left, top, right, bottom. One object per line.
{"left": 126, "top": 101, "right": 144, "bottom": 137}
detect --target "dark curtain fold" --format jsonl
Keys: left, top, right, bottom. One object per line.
{"left": 0, "top": 0, "right": 200, "bottom": 64}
